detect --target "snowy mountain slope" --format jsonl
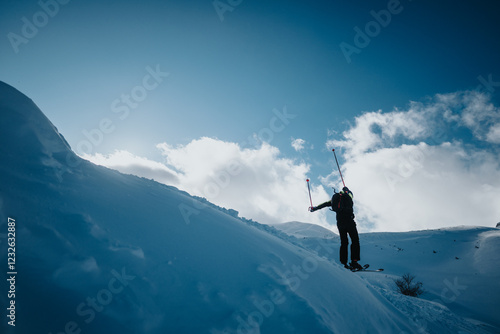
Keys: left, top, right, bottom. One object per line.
{"left": 360, "top": 227, "right": 500, "bottom": 331}
{"left": 0, "top": 81, "right": 496, "bottom": 334}
{"left": 287, "top": 222, "right": 500, "bottom": 333}
{"left": 0, "top": 81, "right": 427, "bottom": 334}
{"left": 272, "top": 221, "right": 336, "bottom": 239}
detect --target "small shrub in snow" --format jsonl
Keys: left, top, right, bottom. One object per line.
{"left": 394, "top": 273, "right": 424, "bottom": 297}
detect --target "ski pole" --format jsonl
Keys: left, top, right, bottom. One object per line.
{"left": 332, "top": 149, "right": 346, "bottom": 188}
{"left": 306, "top": 179, "right": 313, "bottom": 209}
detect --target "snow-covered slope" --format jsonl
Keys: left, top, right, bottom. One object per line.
{"left": 291, "top": 223, "right": 500, "bottom": 333}
{"left": 272, "top": 221, "right": 336, "bottom": 239}
{"left": 361, "top": 227, "right": 500, "bottom": 331}
{"left": 0, "top": 81, "right": 497, "bottom": 334}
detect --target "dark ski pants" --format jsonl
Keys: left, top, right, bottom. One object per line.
{"left": 337, "top": 221, "right": 360, "bottom": 264}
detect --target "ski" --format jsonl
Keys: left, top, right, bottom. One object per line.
{"left": 349, "top": 264, "right": 384, "bottom": 272}
{"left": 354, "top": 268, "right": 384, "bottom": 272}
{"left": 350, "top": 264, "right": 370, "bottom": 272}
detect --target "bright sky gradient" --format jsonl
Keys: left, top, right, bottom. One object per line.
{"left": 2, "top": 0, "right": 500, "bottom": 232}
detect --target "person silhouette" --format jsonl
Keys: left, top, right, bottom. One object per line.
{"left": 310, "top": 187, "right": 362, "bottom": 270}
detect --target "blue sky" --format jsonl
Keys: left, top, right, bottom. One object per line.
{"left": 2, "top": 0, "right": 500, "bottom": 231}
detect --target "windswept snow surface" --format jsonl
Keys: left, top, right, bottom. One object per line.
{"left": 0, "top": 81, "right": 497, "bottom": 333}
{"left": 283, "top": 224, "right": 500, "bottom": 333}
{"left": 272, "top": 221, "right": 336, "bottom": 239}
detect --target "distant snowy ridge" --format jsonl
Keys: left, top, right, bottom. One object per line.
{"left": 0, "top": 81, "right": 498, "bottom": 334}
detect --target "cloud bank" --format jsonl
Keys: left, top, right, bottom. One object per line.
{"left": 82, "top": 150, "right": 180, "bottom": 185}
{"left": 83, "top": 90, "right": 500, "bottom": 233}
{"left": 328, "top": 91, "right": 500, "bottom": 231}
{"left": 85, "top": 138, "right": 331, "bottom": 228}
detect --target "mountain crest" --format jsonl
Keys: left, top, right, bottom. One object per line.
{"left": 0, "top": 81, "right": 76, "bottom": 176}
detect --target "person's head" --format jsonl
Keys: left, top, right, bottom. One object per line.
{"left": 335, "top": 186, "right": 351, "bottom": 194}
{"left": 340, "top": 187, "right": 352, "bottom": 197}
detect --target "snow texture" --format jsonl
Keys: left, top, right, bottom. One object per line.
{"left": 0, "top": 81, "right": 498, "bottom": 333}
{"left": 272, "top": 221, "right": 336, "bottom": 239}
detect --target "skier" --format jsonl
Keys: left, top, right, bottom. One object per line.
{"left": 309, "top": 187, "right": 362, "bottom": 270}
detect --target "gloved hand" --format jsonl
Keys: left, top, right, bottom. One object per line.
{"left": 309, "top": 206, "right": 317, "bottom": 212}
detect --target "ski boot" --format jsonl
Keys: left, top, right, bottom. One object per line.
{"left": 349, "top": 261, "right": 363, "bottom": 271}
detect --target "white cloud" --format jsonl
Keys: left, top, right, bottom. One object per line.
{"left": 157, "top": 137, "right": 331, "bottom": 227}
{"left": 81, "top": 150, "right": 179, "bottom": 185}
{"left": 291, "top": 138, "right": 306, "bottom": 151}
{"left": 328, "top": 107, "right": 431, "bottom": 159}
{"left": 437, "top": 91, "right": 500, "bottom": 143}
{"left": 327, "top": 91, "right": 500, "bottom": 232}
{"left": 344, "top": 143, "right": 500, "bottom": 232}
{"left": 83, "top": 138, "right": 333, "bottom": 230}
{"left": 329, "top": 91, "right": 500, "bottom": 159}
{"left": 81, "top": 91, "right": 500, "bottom": 233}
{"left": 486, "top": 123, "right": 500, "bottom": 143}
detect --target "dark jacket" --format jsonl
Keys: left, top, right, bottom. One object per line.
{"left": 314, "top": 190, "right": 355, "bottom": 223}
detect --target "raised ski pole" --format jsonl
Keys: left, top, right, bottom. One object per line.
{"left": 332, "top": 148, "right": 346, "bottom": 188}
{"left": 306, "top": 179, "right": 313, "bottom": 209}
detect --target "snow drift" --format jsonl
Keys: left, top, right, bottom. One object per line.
{"left": 0, "top": 81, "right": 497, "bottom": 333}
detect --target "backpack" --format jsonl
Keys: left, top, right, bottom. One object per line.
{"left": 331, "top": 190, "right": 354, "bottom": 221}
